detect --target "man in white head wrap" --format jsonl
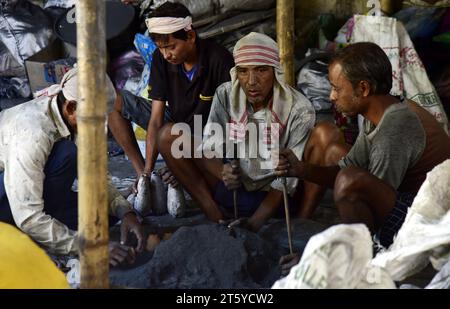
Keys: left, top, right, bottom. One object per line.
{"left": 0, "top": 67, "right": 144, "bottom": 266}
{"left": 165, "top": 32, "right": 345, "bottom": 231}
{"left": 108, "top": 1, "right": 233, "bottom": 190}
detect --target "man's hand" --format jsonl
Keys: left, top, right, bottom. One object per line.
{"left": 220, "top": 217, "right": 249, "bottom": 229}
{"left": 279, "top": 253, "right": 301, "bottom": 277}
{"left": 109, "top": 241, "right": 136, "bottom": 267}
{"left": 219, "top": 217, "right": 261, "bottom": 232}
{"left": 275, "top": 149, "right": 304, "bottom": 178}
{"left": 120, "top": 212, "right": 144, "bottom": 252}
{"left": 158, "top": 166, "right": 178, "bottom": 187}
{"left": 222, "top": 162, "right": 241, "bottom": 190}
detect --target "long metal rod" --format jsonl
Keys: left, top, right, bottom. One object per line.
{"left": 77, "top": 0, "right": 109, "bottom": 289}
{"left": 281, "top": 178, "right": 293, "bottom": 254}
{"left": 231, "top": 153, "right": 239, "bottom": 220}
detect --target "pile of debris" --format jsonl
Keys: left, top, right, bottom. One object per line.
{"left": 110, "top": 224, "right": 281, "bottom": 288}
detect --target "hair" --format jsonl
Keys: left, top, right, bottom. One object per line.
{"left": 148, "top": 2, "right": 193, "bottom": 44}
{"left": 330, "top": 42, "right": 393, "bottom": 95}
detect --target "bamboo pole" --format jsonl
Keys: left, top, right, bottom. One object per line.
{"left": 380, "top": 0, "right": 396, "bottom": 15}
{"left": 276, "top": 0, "right": 295, "bottom": 86}
{"left": 77, "top": 0, "right": 109, "bottom": 289}
{"left": 366, "top": 0, "right": 398, "bottom": 16}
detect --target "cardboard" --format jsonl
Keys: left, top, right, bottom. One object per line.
{"left": 25, "top": 39, "right": 76, "bottom": 94}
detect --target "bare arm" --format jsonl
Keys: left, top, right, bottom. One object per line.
{"left": 203, "top": 158, "right": 226, "bottom": 180}
{"left": 143, "top": 100, "right": 165, "bottom": 175}
{"left": 248, "top": 189, "right": 283, "bottom": 232}
{"left": 276, "top": 149, "right": 340, "bottom": 188}
{"left": 301, "top": 164, "right": 341, "bottom": 189}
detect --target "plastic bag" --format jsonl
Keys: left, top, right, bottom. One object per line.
{"left": 403, "top": 0, "right": 450, "bottom": 7}
{"left": 372, "top": 160, "right": 450, "bottom": 282}
{"left": 167, "top": 185, "right": 186, "bottom": 218}
{"left": 0, "top": 77, "right": 31, "bottom": 99}
{"left": 150, "top": 172, "right": 167, "bottom": 216}
{"left": 350, "top": 15, "right": 449, "bottom": 133}
{"left": 394, "top": 7, "right": 446, "bottom": 40}
{"left": 150, "top": 0, "right": 274, "bottom": 18}
{"left": 134, "top": 33, "right": 157, "bottom": 65}
{"left": 0, "top": 0, "right": 54, "bottom": 68}
{"left": 44, "top": 0, "right": 75, "bottom": 9}
{"left": 218, "top": 0, "right": 275, "bottom": 15}
{"left": 426, "top": 260, "right": 450, "bottom": 289}
{"left": 296, "top": 52, "right": 332, "bottom": 112}
{"left": 272, "top": 224, "right": 395, "bottom": 289}
{"left": 110, "top": 50, "right": 145, "bottom": 92}
{"left": 0, "top": 41, "right": 23, "bottom": 77}
{"left": 209, "top": 15, "right": 275, "bottom": 52}
{"left": 151, "top": 0, "right": 214, "bottom": 17}
{"left": 133, "top": 33, "right": 157, "bottom": 97}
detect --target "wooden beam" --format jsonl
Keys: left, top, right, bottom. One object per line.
{"left": 77, "top": 0, "right": 109, "bottom": 289}
{"left": 380, "top": 0, "right": 397, "bottom": 15}
{"left": 276, "top": 0, "right": 295, "bottom": 86}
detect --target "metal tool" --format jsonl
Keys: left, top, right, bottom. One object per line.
{"left": 230, "top": 143, "right": 239, "bottom": 220}
{"left": 280, "top": 177, "right": 294, "bottom": 254}
{"left": 231, "top": 159, "right": 239, "bottom": 220}
{"left": 251, "top": 171, "right": 278, "bottom": 182}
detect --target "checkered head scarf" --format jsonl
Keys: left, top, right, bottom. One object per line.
{"left": 229, "top": 32, "right": 294, "bottom": 145}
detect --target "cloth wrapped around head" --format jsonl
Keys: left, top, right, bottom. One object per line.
{"left": 36, "top": 66, "right": 116, "bottom": 113}
{"left": 229, "top": 32, "right": 294, "bottom": 145}
{"left": 145, "top": 16, "right": 192, "bottom": 34}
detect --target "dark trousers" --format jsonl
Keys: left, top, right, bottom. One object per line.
{"left": 0, "top": 140, "right": 79, "bottom": 229}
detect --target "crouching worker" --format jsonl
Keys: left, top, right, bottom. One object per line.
{"left": 276, "top": 42, "right": 450, "bottom": 275}
{"left": 0, "top": 68, "right": 144, "bottom": 267}
{"left": 158, "top": 32, "right": 342, "bottom": 231}
{"left": 108, "top": 2, "right": 234, "bottom": 188}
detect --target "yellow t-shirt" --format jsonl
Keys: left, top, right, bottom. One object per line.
{"left": 0, "top": 223, "right": 69, "bottom": 289}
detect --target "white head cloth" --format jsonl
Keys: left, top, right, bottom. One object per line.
{"left": 145, "top": 16, "right": 192, "bottom": 34}
{"left": 36, "top": 66, "right": 117, "bottom": 113}
{"left": 229, "top": 32, "right": 294, "bottom": 144}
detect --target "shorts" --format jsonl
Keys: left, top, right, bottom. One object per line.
{"left": 120, "top": 90, "right": 173, "bottom": 129}
{"left": 376, "top": 191, "right": 416, "bottom": 248}
{"left": 213, "top": 181, "right": 297, "bottom": 219}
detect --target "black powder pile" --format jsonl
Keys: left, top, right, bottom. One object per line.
{"left": 110, "top": 224, "right": 281, "bottom": 288}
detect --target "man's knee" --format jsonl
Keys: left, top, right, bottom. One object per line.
{"left": 156, "top": 123, "right": 176, "bottom": 153}
{"left": 311, "top": 121, "right": 342, "bottom": 148}
{"left": 324, "top": 142, "right": 348, "bottom": 165}
{"left": 305, "top": 121, "right": 342, "bottom": 162}
{"left": 334, "top": 166, "right": 369, "bottom": 201}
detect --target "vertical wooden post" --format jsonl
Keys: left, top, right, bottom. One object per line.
{"left": 276, "top": 0, "right": 295, "bottom": 86}
{"left": 77, "top": 0, "right": 109, "bottom": 289}
{"left": 380, "top": 0, "right": 396, "bottom": 15}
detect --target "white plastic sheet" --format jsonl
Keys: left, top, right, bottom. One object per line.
{"left": 272, "top": 224, "right": 395, "bottom": 289}
{"left": 150, "top": 0, "right": 274, "bottom": 18}
{"left": 350, "top": 15, "right": 449, "bottom": 133}
{"left": 273, "top": 160, "right": 450, "bottom": 289}
{"left": 371, "top": 160, "right": 450, "bottom": 281}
